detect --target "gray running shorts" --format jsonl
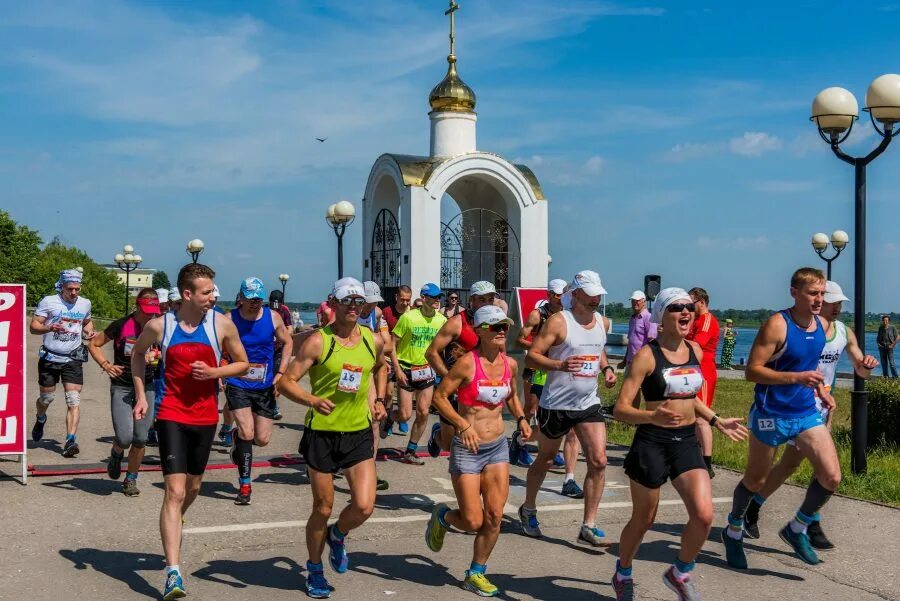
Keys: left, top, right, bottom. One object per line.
{"left": 110, "top": 384, "right": 155, "bottom": 449}
{"left": 449, "top": 433, "right": 509, "bottom": 476}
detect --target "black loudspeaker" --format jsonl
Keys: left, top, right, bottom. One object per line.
{"left": 644, "top": 275, "right": 661, "bottom": 301}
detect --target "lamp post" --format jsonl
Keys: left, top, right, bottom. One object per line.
{"left": 326, "top": 201, "right": 356, "bottom": 279}
{"left": 279, "top": 273, "right": 290, "bottom": 297}
{"left": 811, "top": 73, "right": 900, "bottom": 474}
{"left": 186, "top": 239, "right": 205, "bottom": 264}
{"left": 114, "top": 245, "right": 143, "bottom": 315}
{"left": 810, "top": 230, "right": 849, "bottom": 280}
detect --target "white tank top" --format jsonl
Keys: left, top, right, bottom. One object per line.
{"left": 814, "top": 321, "right": 847, "bottom": 415}
{"left": 541, "top": 310, "right": 607, "bottom": 411}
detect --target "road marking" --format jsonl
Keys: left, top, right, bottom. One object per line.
{"left": 183, "top": 497, "right": 732, "bottom": 535}
{"left": 431, "top": 477, "right": 454, "bottom": 490}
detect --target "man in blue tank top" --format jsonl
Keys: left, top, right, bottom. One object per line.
{"left": 224, "top": 277, "right": 294, "bottom": 506}
{"left": 721, "top": 267, "right": 840, "bottom": 569}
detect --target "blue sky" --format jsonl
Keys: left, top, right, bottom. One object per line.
{"left": 3, "top": 1, "right": 900, "bottom": 311}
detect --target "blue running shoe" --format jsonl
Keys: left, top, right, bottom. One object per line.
{"left": 305, "top": 561, "right": 332, "bottom": 599}
{"left": 720, "top": 528, "right": 748, "bottom": 570}
{"left": 220, "top": 427, "right": 234, "bottom": 448}
{"left": 779, "top": 524, "right": 820, "bottom": 565}
{"left": 562, "top": 479, "right": 584, "bottom": 499}
{"left": 427, "top": 423, "right": 442, "bottom": 458}
{"left": 553, "top": 452, "right": 565, "bottom": 467}
{"left": 398, "top": 421, "right": 409, "bottom": 434}
{"left": 163, "top": 570, "right": 186, "bottom": 600}
{"left": 326, "top": 525, "right": 349, "bottom": 573}
{"left": 517, "top": 447, "right": 534, "bottom": 466}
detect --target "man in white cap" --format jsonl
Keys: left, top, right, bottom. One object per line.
{"left": 360, "top": 281, "right": 394, "bottom": 491}
{"left": 520, "top": 270, "right": 618, "bottom": 547}
{"left": 742, "top": 280, "right": 877, "bottom": 551}
{"left": 624, "top": 290, "right": 656, "bottom": 367}
{"left": 277, "top": 277, "right": 388, "bottom": 599}
{"left": 156, "top": 288, "right": 171, "bottom": 314}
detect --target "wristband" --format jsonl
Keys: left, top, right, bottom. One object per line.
{"left": 457, "top": 424, "right": 470, "bottom": 435}
{"left": 709, "top": 414, "right": 719, "bottom": 427}
{"left": 516, "top": 415, "right": 528, "bottom": 424}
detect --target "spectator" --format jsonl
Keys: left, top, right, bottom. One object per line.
{"left": 721, "top": 319, "right": 738, "bottom": 369}
{"left": 623, "top": 291, "right": 657, "bottom": 367}
{"left": 877, "top": 315, "right": 898, "bottom": 378}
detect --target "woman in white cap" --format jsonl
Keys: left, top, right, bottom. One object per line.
{"left": 611, "top": 287, "right": 747, "bottom": 601}
{"left": 426, "top": 304, "right": 530, "bottom": 598}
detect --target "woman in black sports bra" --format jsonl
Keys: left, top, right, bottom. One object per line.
{"left": 611, "top": 288, "right": 748, "bottom": 600}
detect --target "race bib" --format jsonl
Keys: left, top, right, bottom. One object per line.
{"left": 243, "top": 362, "right": 267, "bottom": 382}
{"left": 410, "top": 364, "right": 434, "bottom": 383}
{"left": 123, "top": 337, "right": 137, "bottom": 357}
{"left": 574, "top": 355, "right": 600, "bottom": 378}
{"left": 476, "top": 380, "right": 510, "bottom": 405}
{"left": 757, "top": 418, "right": 776, "bottom": 431}
{"left": 338, "top": 363, "right": 363, "bottom": 393}
{"left": 662, "top": 367, "right": 704, "bottom": 399}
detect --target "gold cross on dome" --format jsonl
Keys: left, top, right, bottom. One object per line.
{"left": 445, "top": 0, "right": 459, "bottom": 56}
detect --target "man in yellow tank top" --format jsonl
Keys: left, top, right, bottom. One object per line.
{"left": 277, "top": 277, "right": 388, "bottom": 599}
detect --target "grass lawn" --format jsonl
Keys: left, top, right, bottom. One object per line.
{"left": 600, "top": 378, "right": 900, "bottom": 507}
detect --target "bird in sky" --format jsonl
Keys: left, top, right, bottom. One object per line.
{"left": 315, "top": 137, "right": 327, "bottom": 142}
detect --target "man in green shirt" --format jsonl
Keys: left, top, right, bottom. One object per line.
{"left": 277, "top": 277, "right": 387, "bottom": 599}
{"left": 383, "top": 282, "right": 447, "bottom": 465}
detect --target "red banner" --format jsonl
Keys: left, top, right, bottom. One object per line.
{"left": 0, "top": 285, "right": 26, "bottom": 455}
{"left": 513, "top": 288, "right": 549, "bottom": 327}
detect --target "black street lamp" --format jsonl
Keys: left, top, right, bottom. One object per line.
{"left": 810, "top": 230, "right": 849, "bottom": 280}
{"left": 279, "top": 273, "right": 290, "bottom": 297}
{"left": 811, "top": 74, "right": 900, "bottom": 474}
{"left": 186, "top": 239, "right": 205, "bottom": 264}
{"left": 114, "top": 245, "right": 142, "bottom": 315}
{"left": 326, "top": 201, "right": 356, "bottom": 279}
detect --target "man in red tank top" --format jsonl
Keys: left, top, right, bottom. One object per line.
{"left": 131, "top": 263, "right": 249, "bottom": 601}
{"left": 686, "top": 287, "right": 721, "bottom": 478}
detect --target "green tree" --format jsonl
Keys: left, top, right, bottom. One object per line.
{"left": 152, "top": 270, "right": 172, "bottom": 290}
{"left": 0, "top": 210, "right": 42, "bottom": 287}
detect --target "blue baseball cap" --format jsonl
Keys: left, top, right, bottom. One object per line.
{"left": 240, "top": 277, "right": 266, "bottom": 300}
{"left": 420, "top": 283, "right": 442, "bottom": 298}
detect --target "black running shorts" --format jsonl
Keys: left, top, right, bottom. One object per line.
{"left": 624, "top": 424, "right": 706, "bottom": 489}
{"left": 37, "top": 358, "right": 83, "bottom": 387}
{"left": 225, "top": 384, "right": 277, "bottom": 419}
{"left": 300, "top": 427, "right": 374, "bottom": 474}
{"left": 157, "top": 419, "right": 216, "bottom": 476}
{"left": 537, "top": 403, "right": 606, "bottom": 440}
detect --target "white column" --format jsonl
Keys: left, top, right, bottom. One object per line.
{"left": 519, "top": 200, "right": 549, "bottom": 287}
{"left": 404, "top": 186, "right": 442, "bottom": 289}
{"left": 429, "top": 111, "right": 477, "bottom": 157}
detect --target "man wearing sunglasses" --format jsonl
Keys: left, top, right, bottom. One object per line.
{"left": 520, "top": 270, "right": 617, "bottom": 548}
{"left": 385, "top": 283, "right": 448, "bottom": 465}
{"left": 222, "top": 277, "right": 293, "bottom": 506}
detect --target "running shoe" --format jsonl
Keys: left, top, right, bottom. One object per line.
{"left": 518, "top": 505, "right": 542, "bottom": 538}
{"left": 425, "top": 503, "right": 449, "bottom": 552}
{"left": 427, "top": 423, "right": 442, "bottom": 458}
{"left": 219, "top": 427, "right": 234, "bottom": 448}
{"left": 122, "top": 478, "right": 140, "bottom": 497}
{"left": 273, "top": 405, "right": 284, "bottom": 421}
{"left": 743, "top": 499, "right": 761, "bottom": 539}
{"left": 463, "top": 571, "right": 499, "bottom": 597}
{"left": 662, "top": 566, "right": 700, "bottom": 601}
{"left": 398, "top": 421, "right": 409, "bottom": 434}
{"left": 62, "top": 438, "right": 79, "bottom": 458}
{"left": 552, "top": 452, "right": 565, "bottom": 467}
{"left": 235, "top": 484, "right": 252, "bottom": 506}
{"left": 107, "top": 451, "right": 123, "bottom": 480}
{"left": 163, "top": 570, "right": 186, "bottom": 600}
{"left": 577, "top": 525, "right": 606, "bottom": 547}
{"left": 31, "top": 417, "right": 46, "bottom": 442}
{"left": 807, "top": 520, "right": 835, "bottom": 550}
{"left": 516, "top": 446, "right": 534, "bottom": 467}
{"left": 612, "top": 574, "right": 635, "bottom": 601}
{"left": 305, "top": 561, "right": 332, "bottom": 599}
{"left": 401, "top": 451, "right": 425, "bottom": 466}
{"left": 379, "top": 415, "right": 393, "bottom": 440}
{"left": 376, "top": 478, "right": 389, "bottom": 491}
{"left": 326, "top": 524, "right": 349, "bottom": 573}
{"left": 778, "top": 524, "right": 820, "bottom": 565}
{"left": 561, "top": 479, "right": 584, "bottom": 499}
{"left": 720, "top": 528, "right": 748, "bottom": 570}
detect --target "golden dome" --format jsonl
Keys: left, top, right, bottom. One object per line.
{"left": 429, "top": 55, "right": 476, "bottom": 113}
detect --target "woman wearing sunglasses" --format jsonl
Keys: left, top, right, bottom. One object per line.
{"left": 441, "top": 293, "right": 463, "bottom": 318}
{"left": 611, "top": 287, "right": 747, "bottom": 601}
{"left": 426, "top": 305, "right": 530, "bottom": 598}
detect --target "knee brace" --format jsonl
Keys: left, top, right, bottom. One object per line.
{"left": 38, "top": 392, "right": 55, "bottom": 407}
{"left": 64, "top": 390, "right": 81, "bottom": 407}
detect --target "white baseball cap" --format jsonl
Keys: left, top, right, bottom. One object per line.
{"left": 570, "top": 270, "right": 607, "bottom": 296}
{"left": 824, "top": 281, "right": 850, "bottom": 304}
{"left": 212, "top": 285, "right": 221, "bottom": 299}
{"left": 470, "top": 281, "right": 497, "bottom": 296}
{"left": 548, "top": 279, "right": 567, "bottom": 295}
{"left": 630, "top": 290, "right": 646, "bottom": 301}
{"left": 168, "top": 287, "right": 181, "bottom": 302}
{"left": 363, "top": 281, "right": 384, "bottom": 303}
{"left": 473, "top": 304, "right": 514, "bottom": 327}
{"left": 156, "top": 288, "right": 169, "bottom": 304}
{"left": 333, "top": 277, "right": 365, "bottom": 300}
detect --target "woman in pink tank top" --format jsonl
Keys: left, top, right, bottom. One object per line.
{"left": 425, "top": 305, "right": 531, "bottom": 597}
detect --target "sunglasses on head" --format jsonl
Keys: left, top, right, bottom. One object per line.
{"left": 666, "top": 303, "right": 696, "bottom": 313}
{"left": 338, "top": 297, "right": 366, "bottom": 306}
{"left": 479, "top": 322, "right": 510, "bottom": 332}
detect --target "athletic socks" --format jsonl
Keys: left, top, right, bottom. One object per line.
{"left": 437, "top": 505, "right": 451, "bottom": 529}
{"left": 673, "top": 558, "right": 695, "bottom": 580}
{"left": 615, "top": 560, "right": 633, "bottom": 581}
{"left": 799, "top": 478, "right": 834, "bottom": 517}
{"left": 330, "top": 524, "right": 346, "bottom": 542}
{"left": 469, "top": 562, "right": 486, "bottom": 575}
{"left": 753, "top": 493, "right": 767, "bottom": 506}
{"left": 729, "top": 481, "right": 755, "bottom": 525}
{"left": 36, "top": 415, "right": 47, "bottom": 423}
{"left": 790, "top": 511, "right": 815, "bottom": 534}
{"left": 236, "top": 436, "right": 253, "bottom": 481}
{"left": 66, "top": 433, "right": 76, "bottom": 442}
{"left": 125, "top": 471, "right": 138, "bottom": 482}
{"left": 565, "top": 472, "right": 575, "bottom": 482}
{"left": 726, "top": 513, "right": 744, "bottom": 539}
{"left": 165, "top": 565, "right": 180, "bottom": 575}
{"left": 406, "top": 442, "right": 418, "bottom": 455}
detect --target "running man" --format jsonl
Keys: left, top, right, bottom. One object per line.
{"left": 743, "top": 281, "right": 877, "bottom": 549}
{"left": 88, "top": 287, "right": 161, "bottom": 495}
{"left": 426, "top": 305, "right": 531, "bottom": 598}
{"left": 424, "top": 281, "right": 497, "bottom": 458}
{"left": 131, "top": 263, "right": 249, "bottom": 600}
{"left": 686, "top": 287, "right": 720, "bottom": 478}
{"left": 30, "top": 269, "right": 96, "bottom": 457}
{"left": 382, "top": 285, "right": 412, "bottom": 434}
{"left": 612, "top": 288, "right": 747, "bottom": 601}
{"left": 520, "top": 270, "right": 617, "bottom": 547}
{"left": 224, "top": 277, "right": 293, "bottom": 506}
{"left": 383, "top": 283, "right": 447, "bottom": 464}
{"left": 360, "top": 281, "right": 394, "bottom": 491}
{"left": 276, "top": 277, "right": 387, "bottom": 599}
{"left": 721, "top": 267, "right": 840, "bottom": 569}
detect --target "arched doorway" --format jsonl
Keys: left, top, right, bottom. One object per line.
{"left": 369, "top": 208, "right": 401, "bottom": 300}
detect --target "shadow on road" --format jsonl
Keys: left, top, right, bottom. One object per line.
{"left": 43, "top": 477, "right": 124, "bottom": 496}
{"left": 192, "top": 556, "right": 304, "bottom": 591}
{"left": 149, "top": 479, "right": 237, "bottom": 501}
{"left": 59, "top": 548, "right": 163, "bottom": 599}
{"left": 350, "top": 551, "right": 457, "bottom": 587}
{"left": 28, "top": 438, "right": 64, "bottom": 455}
{"left": 490, "top": 573, "right": 612, "bottom": 601}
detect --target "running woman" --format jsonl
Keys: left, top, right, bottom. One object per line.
{"left": 29, "top": 269, "right": 96, "bottom": 457}
{"left": 427, "top": 305, "right": 530, "bottom": 598}
{"left": 721, "top": 267, "right": 840, "bottom": 569}
{"left": 277, "top": 277, "right": 387, "bottom": 599}
{"left": 131, "top": 263, "right": 249, "bottom": 600}
{"left": 360, "top": 281, "right": 394, "bottom": 491}
{"left": 520, "top": 270, "right": 617, "bottom": 547}
{"left": 612, "top": 288, "right": 747, "bottom": 601}
{"left": 88, "top": 287, "right": 161, "bottom": 496}
{"left": 686, "top": 287, "right": 720, "bottom": 478}
{"left": 224, "top": 277, "right": 293, "bottom": 506}
{"left": 384, "top": 283, "right": 447, "bottom": 464}
{"left": 743, "top": 281, "right": 877, "bottom": 549}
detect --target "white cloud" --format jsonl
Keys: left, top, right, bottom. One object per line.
{"left": 729, "top": 132, "right": 782, "bottom": 156}
{"left": 584, "top": 156, "right": 605, "bottom": 174}
{"left": 697, "top": 235, "right": 770, "bottom": 250}
{"left": 660, "top": 142, "right": 717, "bottom": 163}
{"left": 752, "top": 180, "right": 817, "bottom": 194}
